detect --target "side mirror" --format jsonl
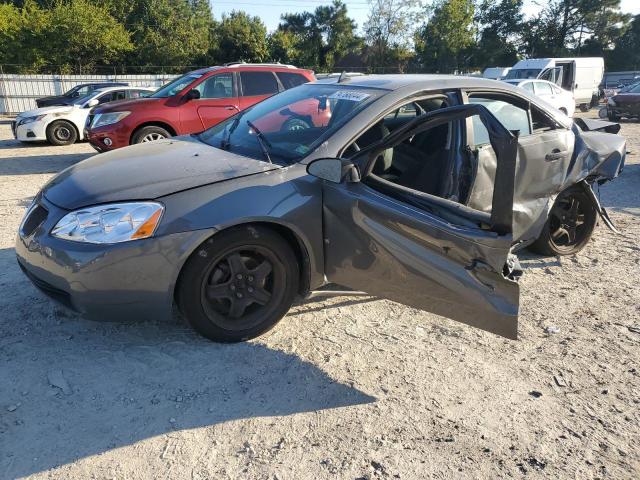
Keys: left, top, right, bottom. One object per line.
{"left": 86, "top": 98, "right": 99, "bottom": 108}
{"left": 307, "top": 158, "right": 360, "bottom": 184}
{"left": 185, "top": 89, "right": 201, "bottom": 101}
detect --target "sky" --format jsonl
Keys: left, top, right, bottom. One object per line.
{"left": 210, "top": 0, "right": 640, "bottom": 33}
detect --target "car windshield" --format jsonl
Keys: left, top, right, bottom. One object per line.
{"left": 70, "top": 92, "right": 98, "bottom": 106}
{"left": 505, "top": 68, "right": 541, "bottom": 80}
{"left": 63, "top": 85, "right": 82, "bottom": 96}
{"left": 198, "top": 84, "right": 385, "bottom": 165}
{"left": 627, "top": 83, "right": 640, "bottom": 93}
{"left": 150, "top": 73, "right": 202, "bottom": 98}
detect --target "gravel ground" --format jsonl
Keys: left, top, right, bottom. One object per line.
{"left": 0, "top": 114, "right": 638, "bottom": 480}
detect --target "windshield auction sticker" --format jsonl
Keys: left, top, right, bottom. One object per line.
{"left": 328, "top": 91, "right": 370, "bottom": 102}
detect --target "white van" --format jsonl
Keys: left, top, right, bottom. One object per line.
{"left": 482, "top": 67, "right": 511, "bottom": 80}
{"left": 504, "top": 57, "right": 604, "bottom": 111}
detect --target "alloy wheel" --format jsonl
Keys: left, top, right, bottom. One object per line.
{"left": 200, "top": 246, "right": 282, "bottom": 330}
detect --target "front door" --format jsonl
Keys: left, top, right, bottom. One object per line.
{"left": 465, "top": 91, "right": 575, "bottom": 241}
{"left": 179, "top": 72, "right": 239, "bottom": 133}
{"left": 318, "top": 105, "right": 521, "bottom": 339}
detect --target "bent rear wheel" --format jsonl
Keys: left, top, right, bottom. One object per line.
{"left": 177, "top": 226, "right": 299, "bottom": 342}
{"left": 529, "top": 187, "right": 597, "bottom": 256}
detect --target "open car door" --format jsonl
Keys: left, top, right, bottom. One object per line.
{"left": 308, "top": 104, "right": 521, "bottom": 339}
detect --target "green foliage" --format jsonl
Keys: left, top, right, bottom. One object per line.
{"left": 415, "top": 0, "right": 476, "bottom": 72}
{"left": 214, "top": 11, "right": 269, "bottom": 63}
{"left": 278, "top": 1, "right": 361, "bottom": 70}
{"left": 608, "top": 14, "right": 640, "bottom": 70}
{"left": 0, "top": 0, "right": 639, "bottom": 74}
{"left": 474, "top": 0, "right": 523, "bottom": 67}
{"left": 363, "top": 0, "right": 420, "bottom": 72}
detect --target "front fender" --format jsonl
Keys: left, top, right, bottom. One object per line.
{"left": 156, "top": 164, "right": 326, "bottom": 290}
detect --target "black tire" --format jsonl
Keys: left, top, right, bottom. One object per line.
{"left": 529, "top": 186, "right": 597, "bottom": 256}
{"left": 607, "top": 111, "right": 620, "bottom": 121}
{"left": 46, "top": 120, "right": 78, "bottom": 146}
{"left": 282, "top": 117, "right": 311, "bottom": 132}
{"left": 131, "top": 125, "right": 171, "bottom": 144}
{"left": 177, "top": 225, "right": 299, "bottom": 342}
{"left": 579, "top": 104, "right": 590, "bottom": 112}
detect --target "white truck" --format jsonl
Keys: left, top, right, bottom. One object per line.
{"left": 504, "top": 57, "right": 604, "bottom": 111}
{"left": 482, "top": 67, "right": 511, "bottom": 80}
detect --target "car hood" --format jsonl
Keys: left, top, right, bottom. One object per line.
{"left": 612, "top": 93, "right": 640, "bottom": 103}
{"left": 93, "top": 97, "right": 161, "bottom": 113}
{"left": 42, "top": 136, "right": 280, "bottom": 210}
{"left": 18, "top": 105, "right": 76, "bottom": 119}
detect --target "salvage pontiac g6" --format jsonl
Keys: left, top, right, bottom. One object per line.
{"left": 16, "top": 75, "right": 626, "bottom": 342}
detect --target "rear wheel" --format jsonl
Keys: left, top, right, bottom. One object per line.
{"left": 529, "top": 186, "right": 597, "bottom": 256}
{"left": 607, "top": 111, "right": 620, "bottom": 121}
{"left": 46, "top": 120, "right": 78, "bottom": 146}
{"left": 177, "top": 226, "right": 299, "bottom": 342}
{"left": 579, "top": 104, "right": 590, "bottom": 112}
{"left": 131, "top": 125, "right": 171, "bottom": 144}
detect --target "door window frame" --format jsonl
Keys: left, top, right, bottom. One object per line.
{"left": 462, "top": 89, "right": 565, "bottom": 146}
{"left": 351, "top": 104, "right": 519, "bottom": 236}
{"left": 337, "top": 90, "right": 463, "bottom": 159}
{"left": 190, "top": 72, "right": 237, "bottom": 100}
{"left": 238, "top": 70, "right": 282, "bottom": 97}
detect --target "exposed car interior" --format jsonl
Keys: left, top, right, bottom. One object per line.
{"left": 342, "top": 96, "right": 492, "bottom": 229}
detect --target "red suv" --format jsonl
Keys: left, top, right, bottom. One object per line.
{"left": 85, "top": 63, "right": 315, "bottom": 151}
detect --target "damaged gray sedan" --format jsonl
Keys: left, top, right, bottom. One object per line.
{"left": 16, "top": 75, "right": 626, "bottom": 342}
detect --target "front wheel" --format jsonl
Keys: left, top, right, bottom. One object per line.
{"left": 46, "top": 120, "right": 78, "bottom": 146}
{"left": 131, "top": 125, "right": 171, "bottom": 144}
{"left": 529, "top": 186, "right": 597, "bottom": 256}
{"left": 177, "top": 226, "right": 299, "bottom": 342}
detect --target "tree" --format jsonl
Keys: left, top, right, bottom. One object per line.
{"left": 415, "top": 0, "right": 476, "bottom": 73}
{"left": 121, "top": 0, "right": 213, "bottom": 68}
{"left": 363, "top": 0, "right": 420, "bottom": 72}
{"left": 521, "top": 0, "right": 626, "bottom": 57}
{"left": 608, "top": 14, "right": 640, "bottom": 70}
{"left": 474, "top": 0, "right": 523, "bottom": 67}
{"left": 279, "top": 1, "right": 361, "bottom": 70}
{"left": 267, "top": 29, "right": 300, "bottom": 64}
{"left": 214, "top": 11, "right": 269, "bottom": 63}
{"left": 46, "top": 0, "right": 133, "bottom": 71}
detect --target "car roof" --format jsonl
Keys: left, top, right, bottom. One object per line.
{"left": 313, "top": 74, "right": 521, "bottom": 92}
{"left": 189, "top": 63, "right": 309, "bottom": 76}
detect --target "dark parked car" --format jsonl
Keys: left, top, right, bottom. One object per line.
{"left": 35, "top": 82, "right": 129, "bottom": 108}
{"left": 85, "top": 63, "right": 315, "bottom": 151}
{"left": 607, "top": 82, "right": 640, "bottom": 120}
{"left": 17, "top": 75, "right": 625, "bottom": 343}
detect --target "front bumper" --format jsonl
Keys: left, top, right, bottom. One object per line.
{"left": 13, "top": 119, "right": 48, "bottom": 142}
{"left": 608, "top": 105, "right": 639, "bottom": 118}
{"left": 86, "top": 123, "right": 130, "bottom": 152}
{"left": 16, "top": 195, "right": 215, "bottom": 322}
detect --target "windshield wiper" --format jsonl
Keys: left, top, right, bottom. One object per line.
{"left": 246, "top": 120, "right": 273, "bottom": 164}
{"left": 220, "top": 116, "right": 240, "bottom": 150}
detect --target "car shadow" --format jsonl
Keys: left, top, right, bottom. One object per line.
{"left": 0, "top": 247, "right": 376, "bottom": 479}
{"left": 0, "top": 153, "right": 92, "bottom": 175}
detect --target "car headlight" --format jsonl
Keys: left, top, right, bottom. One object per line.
{"left": 607, "top": 98, "right": 616, "bottom": 106}
{"left": 51, "top": 202, "right": 164, "bottom": 244}
{"left": 18, "top": 114, "right": 46, "bottom": 126}
{"left": 92, "top": 111, "right": 131, "bottom": 129}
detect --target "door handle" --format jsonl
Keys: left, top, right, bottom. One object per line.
{"left": 225, "top": 106, "right": 239, "bottom": 111}
{"left": 545, "top": 149, "right": 567, "bottom": 161}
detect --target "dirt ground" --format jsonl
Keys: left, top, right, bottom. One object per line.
{"left": 0, "top": 112, "right": 638, "bottom": 480}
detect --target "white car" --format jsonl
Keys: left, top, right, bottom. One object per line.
{"left": 12, "top": 86, "right": 155, "bottom": 146}
{"left": 503, "top": 79, "right": 575, "bottom": 117}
